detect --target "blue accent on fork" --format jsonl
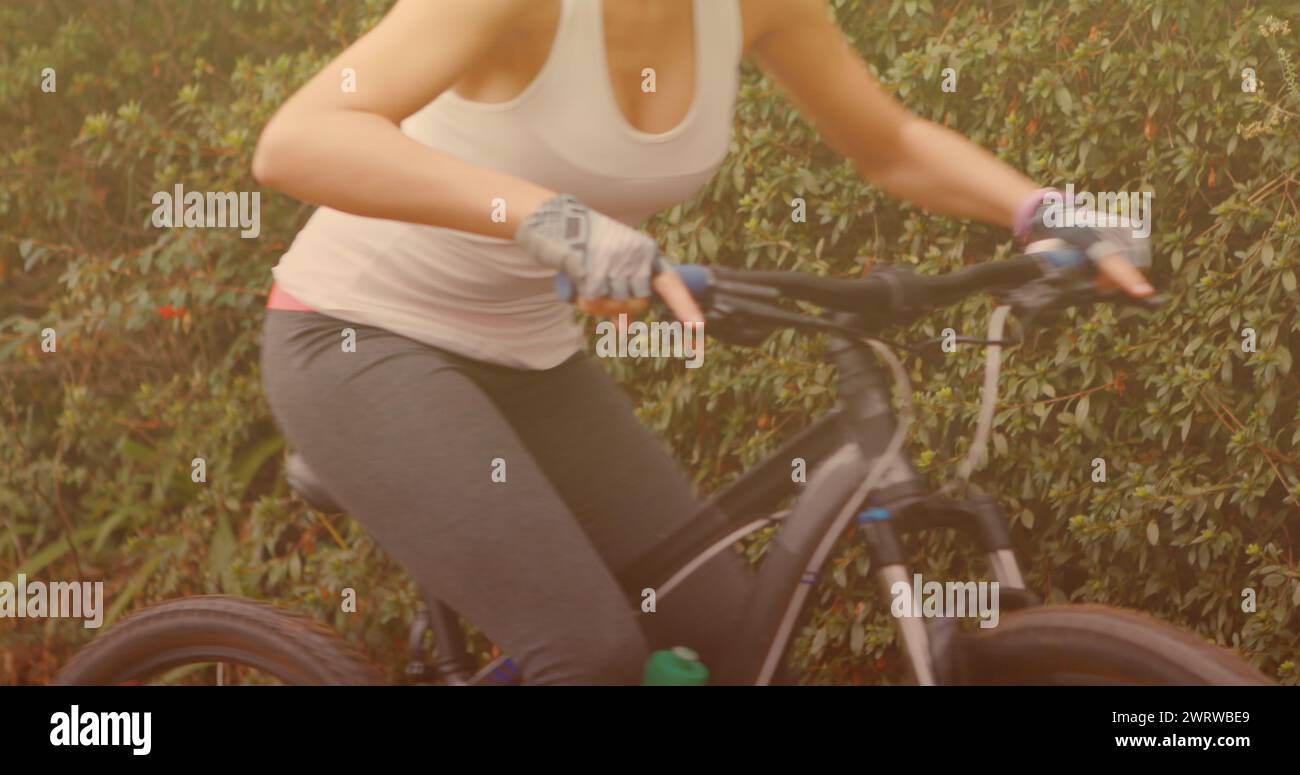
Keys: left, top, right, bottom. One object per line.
{"left": 856, "top": 507, "right": 892, "bottom": 524}
{"left": 490, "top": 658, "right": 521, "bottom": 684}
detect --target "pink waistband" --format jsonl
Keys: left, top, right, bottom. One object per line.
{"left": 267, "top": 282, "right": 317, "bottom": 311}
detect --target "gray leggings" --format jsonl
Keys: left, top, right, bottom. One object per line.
{"left": 260, "top": 309, "right": 751, "bottom": 684}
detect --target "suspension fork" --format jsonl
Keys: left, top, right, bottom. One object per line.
{"left": 857, "top": 515, "right": 939, "bottom": 686}
{"left": 856, "top": 495, "right": 1037, "bottom": 684}
{"left": 827, "top": 331, "right": 941, "bottom": 684}
{"left": 827, "top": 328, "right": 1031, "bottom": 684}
{"left": 885, "top": 493, "right": 1029, "bottom": 589}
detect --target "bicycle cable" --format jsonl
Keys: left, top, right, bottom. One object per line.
{"left": 942, "top": 304, "right": 1011, "bottom": 495}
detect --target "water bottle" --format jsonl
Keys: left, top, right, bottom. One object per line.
{"left": 642, "top": 646, "right": 709, "bottom": 686}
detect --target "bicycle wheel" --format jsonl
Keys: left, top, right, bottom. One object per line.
{"left": 957, "top": 604, "right": 1274, "bottom": 685}
{"left": 54, "top": 595, "right": 384, "bottom": 686}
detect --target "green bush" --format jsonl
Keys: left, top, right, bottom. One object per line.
{"left": 2, "top": 0, "right": 1296, "bottom": 684}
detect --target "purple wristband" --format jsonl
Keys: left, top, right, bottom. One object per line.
{"left": 1012, "top": 187, "right": 1060, "bottom": 242}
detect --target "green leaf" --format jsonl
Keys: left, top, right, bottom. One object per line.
{"left": 832, "top": 563, "right": 848, "bottom": 588}
{"left": 811, "top": 626, "right": 828, "bottom": 656}
{"left": 230, "top": 435, "right": 286, "bottom": 500}
{"left": 850, "top": 623, "right": 866, "bottom": 655}
{"left": 698, "top": 227, "right": 720, "bottom": 261}
{"left": 209, "top": 513, "right": 237, "bottom": 583}
{"left": 9, "top": 525, "right": 99, "bottom": 581}
{"left": 121, "top": 438, "right": 158, "bottom": 464}
{"left": 1055, "top": 85, "right": 1074, "bottom": 114}
{"left": 1147, "top": 519, "right": 1159, "bottom": 545}
{"left": 23, "top": 245, "right": 45, "bottom": 271}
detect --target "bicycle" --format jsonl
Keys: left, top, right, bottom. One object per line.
{"left": 55, "top": 245, "right": 1275, "bottom": 685}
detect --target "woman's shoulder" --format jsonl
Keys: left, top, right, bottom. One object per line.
{"left": 737, "top": 0, "right": 828, "bottom": 56}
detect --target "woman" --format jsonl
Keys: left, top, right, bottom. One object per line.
{"left": 253, "top": 0, "right": 1152, "bottom": 685}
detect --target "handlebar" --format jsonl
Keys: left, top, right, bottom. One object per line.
{"left": 554, "top": 246, "right": 1162, "bottom": 341}
{"left": 554, "top": 251, "right": 1074, "bottom": 304}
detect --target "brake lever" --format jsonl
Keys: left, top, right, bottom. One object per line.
{"left": 1005, "top": 271, "right": 1166, "bottom": 331}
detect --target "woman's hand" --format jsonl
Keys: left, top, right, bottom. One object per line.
{"left": 1095, "top": 253, "right": 1155, "bottom": 298}
{"left": 576, "top": 273, "right": 703, "bottom": 323}
{"left": 1017, "top": 190, "right": 1155, "bottom": 298}
{"left": 515, "top": 195, "right": 704, "bottom": 323}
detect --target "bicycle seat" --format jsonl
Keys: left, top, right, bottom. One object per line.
{"left": 285, "top": 452, "right": 344, "bottom": 513}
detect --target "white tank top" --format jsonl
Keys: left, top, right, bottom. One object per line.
{"left": 271, "top": 0, "right": 743, "bottom": 369}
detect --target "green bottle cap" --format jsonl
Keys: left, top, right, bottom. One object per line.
{"left": 642, "top": 646, "right": 710, "bottom": 686}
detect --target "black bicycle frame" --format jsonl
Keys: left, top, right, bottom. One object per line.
{"left": 611, "top": 323, "right": 1030, "bottom": 685}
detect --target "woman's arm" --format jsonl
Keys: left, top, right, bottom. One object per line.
{"left": 745, "top": 0, "right": 1037, "bottom": 228}
{"left": 743, "top": 0, "right": 1151, "bottom": 296}
{"left": 251, "top": 0, "right": 553, "bottom": 238}
{"left": 253, "top": 0, "right": 702, "bottom": 320}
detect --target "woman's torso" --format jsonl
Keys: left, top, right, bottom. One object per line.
{"left": 270, "top": 0, "right": 745, "bottom": 369}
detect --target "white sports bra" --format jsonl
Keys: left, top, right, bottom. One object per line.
{"left": 271, "top": 0, "right": 744, "bottom": 369}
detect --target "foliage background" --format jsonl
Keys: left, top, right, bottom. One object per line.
{"left": 2, "top": 0, "right": 1297, "bottom": 684}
